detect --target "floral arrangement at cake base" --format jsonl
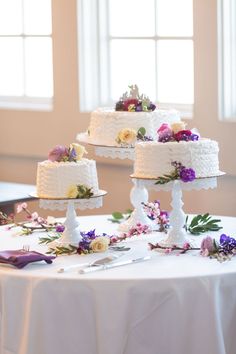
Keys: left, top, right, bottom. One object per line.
{"left": 155, "top": 161, "right": 196, "bottom": 185}
{"left": 116, "top": 127, "right": 153, "bottom": 147}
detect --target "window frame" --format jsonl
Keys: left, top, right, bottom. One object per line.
{"left": 78, "top": 0, "right": 194, "bottom": 117}
{"left": 0, "top": 1, "right": 53, "bottom": 111}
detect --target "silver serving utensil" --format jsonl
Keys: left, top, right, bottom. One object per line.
{"left": 58, "top": 253, "right": 124, "bottom": 273}
{"left": 79, "top": 255, "right": 151, "bottom": 274}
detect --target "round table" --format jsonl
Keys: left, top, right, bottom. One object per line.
{"left": 0, "top": 215, "right": 236, "bottom": 354}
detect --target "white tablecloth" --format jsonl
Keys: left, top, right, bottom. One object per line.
{"left": 0, "top": 215, "right": 236, "bottom": 354}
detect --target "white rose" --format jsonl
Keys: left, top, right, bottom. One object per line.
{"left": 117, "top": 128, "right": 137, "bottom": 144}
{"left": 90, "top": 236, "right": 110, "bottom": 253}
{"left": 171, "top": 121, "right": 186, "bottom": 134}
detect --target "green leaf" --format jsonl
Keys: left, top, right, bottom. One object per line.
{"left": 186, "top": 213, "right": 222, "bottom": 235}
{"left": 111, "top": 212, "right": 124, "bottom": 220}
{"left": 138, "top": 127, "right": 146, "bottom": 136}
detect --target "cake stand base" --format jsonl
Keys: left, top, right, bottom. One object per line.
{"left": 118, "top": 179, "right": 157, "bottom": 232}
{"left": 130, "top": 176, "right": 218, "bottom": 247}
{"left": 37, "top": 191, "right": 107, "bottom": 247}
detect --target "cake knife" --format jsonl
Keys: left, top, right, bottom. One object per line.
{"left": 58, "top": 253, "right": 124, "bottom": 273}
{"left": 79, "top": 255, "right": 151, "bottom": 274}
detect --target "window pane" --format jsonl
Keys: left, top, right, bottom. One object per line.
{"left": 24, "top": 0, "right": 52, "bottom": 34}
{"left": 157, "top": 40, "right": 193, "bottom": 104}
{"left": 0, "top": 0, "right": 22, "bottom": 34}
{"left": 110, "top": 39, "right": 156, "bottom": 101}
{"left": 156, "top": 0, "right": 193, "bottom": 36}
{"left": 109, "top": 0, "right": 155, "bottom": 37}
{"left": 25, "top": 37, "right": 53, "bottom": 97}
{"left": 0, "top": 38, "right": 23, "bottom": 95}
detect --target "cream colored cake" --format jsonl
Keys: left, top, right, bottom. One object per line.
{"left": 88, "top": 108, "right": 181, "bottom": 146}
{"left": 133, "top": 139, "right": 220, "bottom": 179}
{"left": 36, "top": 143, "right": 99, "bottom": 198}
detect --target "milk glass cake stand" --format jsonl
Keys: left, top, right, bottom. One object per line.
{"left": 76, "top": 132, "right": 156, "bottom": 232}
{"left": 32, "top": 191, "right": 107, "bottom": 246}
{"left": 130, "top": 176, "right": 219, "bottom": 247}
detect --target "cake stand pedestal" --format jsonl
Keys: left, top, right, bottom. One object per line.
{"left": 76, "top": 132, "right": 156, "bottom": 232}
{"left": 131, "top": 177, "right": 218, "bottom": 247}
{"left": 37, "top": 191, "right": 107, "bottom": 246}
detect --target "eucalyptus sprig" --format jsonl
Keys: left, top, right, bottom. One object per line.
{"left": 185, "top": 213, "right": 222, "bottom": 235}
{"left": 39, "top": 234, "right": 61, "bottom": 245}
{"left": 155, "top": 170, "right": 179, "bottom": 185}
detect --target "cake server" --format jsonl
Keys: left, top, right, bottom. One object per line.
{"left": 58, "top": 253, "right": 124, "bottom": 273}
{"left": 79, "top": 255, "right": 151, "bottom": 274}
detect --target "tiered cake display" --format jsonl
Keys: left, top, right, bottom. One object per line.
{"left": 35, "top": 143, "right": 107, "bottom": 246}
{"left": 77, "top": 86, "right": 183, "bottom": 231}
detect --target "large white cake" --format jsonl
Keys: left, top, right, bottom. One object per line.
{"left": 88, "top": 108, "right": 180, "bottom": 146}
{"left": 134, "top": 139, "right": 220, "bottom": 179}
{"left": 36, "top": 144, "right": 99, "bottom": 198}
{"left": 87, "top": 85, "right": 181, "bottom": 146}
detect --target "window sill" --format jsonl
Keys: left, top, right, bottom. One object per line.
{"left": 0, "top": 97, "right": 53, "bottom": 112}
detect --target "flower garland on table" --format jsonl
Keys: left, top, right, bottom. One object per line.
{"left": 39, "top": 223, "right": 152, "bottom": 256}
{"left": 149, "top": 234, "right": 236, "bottom": 262}
{"left": 6, "top": 202, "right": 65, "bottom": 236}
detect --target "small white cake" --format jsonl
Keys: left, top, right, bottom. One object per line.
{"left": 87, "top": 85, "right": 181, "bottom": 146}
{"left": 36, "top": 144, "right": 99, "bottom": 199}
{"left": 134, "top": 139, "right": 220, "bottom": 179}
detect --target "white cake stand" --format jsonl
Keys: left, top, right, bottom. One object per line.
{"left": 31, "top": 191, "right": 107, "bottom": 246}
{"left": 76, "top": 132, "right": 156, "bottom": 232}
{"left": 130, "top": 176, "right": 222, "bottom": 247}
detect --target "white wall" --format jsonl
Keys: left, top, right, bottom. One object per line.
{"left": 0, "top": 0, "right": 236, "bottom": 218}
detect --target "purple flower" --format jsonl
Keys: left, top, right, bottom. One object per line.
{"left": 200, "top": 236, "right": 215, "bottom": 256}
{"left": 190, "top": 134, "right": 199, "bottom": 141}
{"left": 220, "top": 234, "right": 236, "bottom": 253}
{"left": 148, "top": 103, "right": 156, "bottom": 111}
{"left": 179, "top": 167, "right": 196, "bottom": 182}
{"left": 68, "top": 147, "right": 77, "bottom": 161}
{"left": 158, "top": 131, "right": 173, "bottom": 142}
{"left": 48, "top": 145, "right": 68, "bottom": 162}
{"left": 135, "top": 102, "right": 143, "bottom": 112}
{"left": 56, "top": 224, "right": 65, "bottom": 233}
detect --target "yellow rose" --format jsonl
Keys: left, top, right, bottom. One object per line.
{"left": 170, "top": 122, "right": 186, "bottom": 134}
{"left": 117, "top": 128, "right": 137, "bottom": 144}
{"left": 90, "top": 236, "right": 110, "bottom": 253}
{"left": 70, "top": 143, "right": 87, "bottom": 160}
{"left": 67, "top": 185, "right": 78, "bottom": 198}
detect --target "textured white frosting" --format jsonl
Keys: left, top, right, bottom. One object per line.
{"left": 88, "top": 108, "right": 181, "bottom": 146}
{"left": 134, "top": 139, "right": 220, "bottom": 178}
{"left": 36, "top": 158, "right": 99, "bottom": 198}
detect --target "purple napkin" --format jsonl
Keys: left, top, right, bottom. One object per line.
{"left": 0, "top": 250, "right": 56, "bottom": 269}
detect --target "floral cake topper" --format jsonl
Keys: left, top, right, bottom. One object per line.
{"left": 115, "top": 84, "right": 156, "bottom": 112}
{"left": 155, "top": 161, "right": 196, "bottom": 184}
{"left": 48, "top": 143, "right": 87, "bottom": 162}
{"left": 157, "top": 122, "right": 199, "bottom": 143}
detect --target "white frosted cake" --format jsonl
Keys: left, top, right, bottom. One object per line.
{"left": 134, "top": 139, "right": 220, "bottom": 179}
{"left": 36, "top": 143, "right": 99, "bottom": 198}
{"left": 133, "top": 123, "right": 221, "bottom": 180}
{"left": 88, "top": 108, "right": 180, "bottom": 146}
{"left": 87, "top": 85, "right": 181, "bottom": 146}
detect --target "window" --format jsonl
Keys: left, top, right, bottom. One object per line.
{"left": 78, "top": 0, "right": 193, "bottom": 116}
{"left": 218, "top": 0, "right": 236, "bottom": 120}
{"left": 0, "top": 0, "right": 53, "bottom": 110}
